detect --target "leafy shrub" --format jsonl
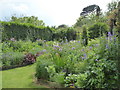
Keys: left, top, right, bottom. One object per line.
{"left": 23, "top": 53, "right": 36, "bottom": 64}
{"left": 35, "top": 61, "right": 49, "bottom": 80}
{"left": 1, "top": 21, "right": 53, "bottom": 41}
{"left": 85, "top": 59, "right": 117, "bottom": 88}
{"left": 88, "top": 22, "right": 108, "bottom": 39}
{"left": 53, "top": 27, "right": 77, "bottom": 41}
{"left": 81, "top": 26, "right": 88, "bottom": 46}
{"left": 75, "top": 73, "right": 87, "bottom": 88}
{"left": 2, "top": 52, "right": 24, "bottom": 67}
{"left": 83, "top": 35, "right": 118, "bottom": 88}
{"left": 50, "top": 72, "right": 65, "bottom": 84}
{"left": 46, "top": 65, "right": 56, "bottom": 80}
{"left": 35, "top": 54, "right": 53, "bottom": 80}
{"left": 64, "top": 74, "right": 77, "bottom": 88}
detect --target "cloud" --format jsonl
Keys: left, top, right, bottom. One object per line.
{"left": 0, "top": 0, "right": 113, "bottom": 26}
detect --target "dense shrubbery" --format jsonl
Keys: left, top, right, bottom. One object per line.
{"left": 1, "top": 21, "right": 53, "bottom": 41}
{"left": 1, "top": 40, "right": 45, "bottom": 67}
{"left": 2, "top": 52, "right": 24, "bottom": 67}
{"left": 35, "top": 33, "right": 119, "bottom": 88}
{"left": 88, "top": 22, "right": 108, "bottom": 39}
{"left": 0, "top": 21, "right": 77, "bottom": 42}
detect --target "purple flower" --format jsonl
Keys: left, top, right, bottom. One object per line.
{"left": 89, "top": 46, "right": 92, "bottom": 50}
{"left": 54, "top": 48, "right": 56, "bottom": 50}
{"left": 108, "top": 32, "right": 112, "bottom": 37}
{"left": 53, "top": 45, "right": 60, "bottom": 48}
{"left": 81, "top": 49, "right": 84, "bottom": 52}
{"left": 95, "top": 44, "right": 99, "bottom": 47}
{"left": 72, "top": 47, "right": 75, "bottom": 50}
{"left": 78, "top": 41, "right": 80, "bottom": 43}
{"left": 95, "top": 59, "right": 99, "bottom": 61}
{"left": 81, "top": 53, "right": 87, "bottom": 60}
{"left": 114, "top": 37, "right": 116, "bottom": 41}
{"left": 43, "top": 49, "right": 46, "bottom": 52}
{"left": 105, "top": 44, "right": 109, "bottom": 49}
{"left": 83, "top": 53, "right": 87, "bottom": 58}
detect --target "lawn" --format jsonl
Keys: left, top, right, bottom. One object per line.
{"left": 1, "top": 64, "right": 45, "bottom": 88}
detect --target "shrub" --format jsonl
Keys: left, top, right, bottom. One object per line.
{"left": 85, "top": 59, "right": 117, "bottom": 88}
{"left": 35, "top": 54, "right": 53, "bottom": 80}
{"left": 1, "top": 21, "right": 53, "bottom": 41}
{"left": 50, "top": 72, "right": 65, "bottom": 84}
{"left": 2, "top": 52, "right": 24, "bottom": 67}
{"left": 81, "top": 26, "right": 88, "bottom": 46}
{"left": 88, "top": 22, "right": 108, "bottom": 39}
{"left": 75, "top": 73, "right": 87, "bottom": 88}
{"left": 35, "top": 61, "right": 49, "bottom": 80}
{"left": 64, "top": 74, "right": 78, "bottom": 88}
{"left": 23, "top": 53, "right": 36, "bottom": 64}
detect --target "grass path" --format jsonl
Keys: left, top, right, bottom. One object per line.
{"left": 2, "top": 64, "right": 45, "bottom": 88}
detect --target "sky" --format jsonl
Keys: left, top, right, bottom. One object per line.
{"left": 0, "top": 0, "right": 113, "bottom": 26}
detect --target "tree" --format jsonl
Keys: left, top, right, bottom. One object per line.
{"left": 57, "top": 24, "right": 68, "bottom": 29}
{"left": 10, "top": 16, "right": 45, "bottom": 26}
{"left": 116, "top": 1, "right": 120, "bottom": 88}
{"left": 80, "top": 4, "right": 101, "bottom": 17}
{"left": 107, "top": 1, "right": 118, "bottom": 12}
{"left": 107, "top": 0, "right": 119, "bottom": 34}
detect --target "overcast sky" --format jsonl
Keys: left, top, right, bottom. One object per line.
{"left": 0, "top": 0, "right": 113, "bottom": 26}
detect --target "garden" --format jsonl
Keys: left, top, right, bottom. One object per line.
{"left": 0, "top": 0, "right": 120, "bottom": 89}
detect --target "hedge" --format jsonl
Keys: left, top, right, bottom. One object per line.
{"left": 0, "top": 21, "right": 53, "bottom": 41}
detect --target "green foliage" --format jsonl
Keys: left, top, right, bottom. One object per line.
{"left": 1, "top": 21, "right": 53, "bottom": 41}
{"left": 83, "top": 35, "right": 118, "bottom": 88}
{"left": 53, "top": 27, "right": 77, "bottom": 41}
{"left": 35, "top": 60, "right": 49, "bottom": 80}
{"left": 75, "top": 73, "right": 87, "bottom": 88}
{"left": 46, "top": 65, "right": 56, "bottom": 80}
{"left": 51, "top": 72, "right": 65, "bottom": 84}
{"left": 107, "top": 0, "right": 118, "bottom": 12}
{"left": 10, "top": 16, "right": 45, "bottom": 26}
{"left": 35, "top": 54, "right": 53, "bottom": 80}
{"left": 81, "top": 26, "right": 88, "bottom": 46}
{"left": 64, "top": 74, "right": 77, "bottom": 87}
{"left": 88, "top": 22, "right": 108, "bottom": 39}
{"left": 85, "top": 59, "right": 117, "bottom": 88}
{"left": 80, "top": 4, "right": 101, "bottom": 16}
{"left": 2, "top": 52, "right": 24, "bottom": 67}
{"left": 1, "top": 40, "right": 44, "bottom": 67}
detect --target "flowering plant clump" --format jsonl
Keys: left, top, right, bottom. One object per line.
{"left": 23, "top": 53, "right": 36, "bottom": 64}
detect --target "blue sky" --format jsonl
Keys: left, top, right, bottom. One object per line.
{"left": 0, "top": 0, "right": 113, "bottom": 26}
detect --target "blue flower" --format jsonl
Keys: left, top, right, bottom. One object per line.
{"left": 105, "top": 44, "right": 109, "bottom": 49}
{"left": 72, "top": 47, "right": 75, "bottom": 50}
{"left": 53, "top": 45, "right": 60, "bottom": 48}
{"left": 81, "top": 49, "right": 84, "bottom": 52}
{"left": 108, "top": 32, "right": 112, "bottom": 37}
{"left": 89, "top": 46, "right": 92, "bottom": 50}
{"left": 43, "top": 49, "right": 46, "bottom": 52}
{"left": 95, "top": 59, "right": 99, "bottom": 61}
{"left": 81, "top": 53, "right": 87, "bottom": 60}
